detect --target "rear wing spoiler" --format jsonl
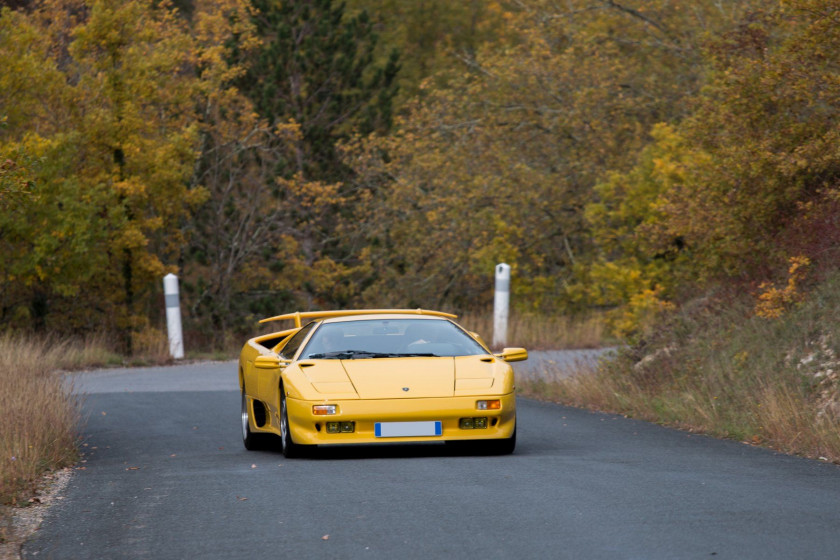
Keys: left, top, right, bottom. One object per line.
{"left": 259, "top": 309, "right": 458, "bottom": 328}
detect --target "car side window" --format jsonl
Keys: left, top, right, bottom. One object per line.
{"left": 278, "top": 322, "right": 316, "bottom": 360}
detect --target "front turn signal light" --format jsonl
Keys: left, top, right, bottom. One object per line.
{"left": 476, "top": 400, "right": 501, "bottom": 410}
{"left": 313, "top": 405, "right": 337, "bottom": 415}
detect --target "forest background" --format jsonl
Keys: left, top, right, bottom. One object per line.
{"left": 1, "top": 0, "right": 839, "bottom": 353}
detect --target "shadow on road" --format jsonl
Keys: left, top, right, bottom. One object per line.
{"left": 250, "top": 440, "right": 518, "bottom": 461}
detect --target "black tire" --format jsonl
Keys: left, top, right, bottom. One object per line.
{"left": 241, "top": 388, "right": 269, "bottom": 451}
{"left": 486, "top": 425, "right": 516, "bottom": 455}
{"left": 468, "top": 424, "right": 516, "bottom": 456}
{"left": 279, "top": 386, "right": 308, "bottom": 458}
{"left": 446, "top": 424, "right": 516, "bottom": 456}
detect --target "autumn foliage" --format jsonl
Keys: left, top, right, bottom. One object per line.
{"left": 2, "top": 0, "right": 840, "bottom": 346}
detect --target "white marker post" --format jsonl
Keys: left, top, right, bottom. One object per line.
{"left": 493, "top": 263, "right": 510, "bottom": 348}
{"left": 163, "top": 273, "right": 184, "bottom": 359}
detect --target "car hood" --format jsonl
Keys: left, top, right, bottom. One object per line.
{"left": 340, "top": 357, "right": 456, "bottom": 399}
{"left": 298, "top": 355, "right": 506, "bottom": 399}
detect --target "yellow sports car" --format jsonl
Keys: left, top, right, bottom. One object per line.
{"left": 238, "top": 309, "right": 527, "bottom": 457}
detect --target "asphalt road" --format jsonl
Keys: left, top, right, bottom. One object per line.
{"left": 24, "top": 359, "right": 840, "bottom": 559}
{"left": 512, "top": 348, "right": 615, "bottom": 380}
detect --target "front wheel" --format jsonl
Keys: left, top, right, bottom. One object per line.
{"left": 279, "top": 387, "right": 309, "bottom": 458}
{"left": 469, "top": 425, "right": 516, "bottom": 455}
{"left": 446, "top": 425, "right": 516, "bottom": 455}
{"left": 486, "top": 425, "right": 516, "bottom": 455}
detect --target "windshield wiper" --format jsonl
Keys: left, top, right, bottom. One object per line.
{"left": 306, "top": 350, "right": 439, "bottom": 359}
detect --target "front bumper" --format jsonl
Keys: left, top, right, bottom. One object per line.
{"left": 285, "top": 393, "right": 516, "bottom": 445}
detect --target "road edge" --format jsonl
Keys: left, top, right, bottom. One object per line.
{"left": 0, "top": 468, "right": 73, "bottom": 560}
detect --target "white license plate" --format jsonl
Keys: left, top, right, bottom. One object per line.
{"left": 374, "top": 421, "right": 442, "bottom": 438}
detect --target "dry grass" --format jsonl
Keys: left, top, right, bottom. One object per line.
{"left": 0, "top": 335, "right": 86, "bottom": 512}
{"left": 753, "top": 384, "right": 840, "bottom": 460}
{"left": 129, "top": 327, "right": 175, "bottom": 366}
{"left": 517, "top": 278, "right": 840, "bottom": 464}
{"left": 0, "top": 331, "right": 129, "bottom": 540}
{"left": 0, "top": 330, "right": 178, "bottom": 546}
{"left": 526, "top": 360, "right": 840, "bottom": 462}
{"left": 458, "top": 311, "right": 608, "bottom": 350}
{"left": 52, "top": 332, "right": 125, "bottom": 372}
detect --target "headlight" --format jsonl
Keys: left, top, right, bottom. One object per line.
{"left": 312, "top": 404, "right": 337, "bottom": 415}
{"left": 476, "top": 400, "right": 501, "bottom": 410}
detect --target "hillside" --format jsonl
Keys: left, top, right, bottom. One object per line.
{"left": 521, "top": 270, "right": 840, "bottom": 462}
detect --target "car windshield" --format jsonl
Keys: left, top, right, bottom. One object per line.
{"left": 298, "top": 318, "right": 487, "bottom": 359}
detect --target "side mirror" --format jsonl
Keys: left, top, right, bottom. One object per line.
{"left": 495, "top": 347, "right": 528, "bottom": 363}
{"left": 254, "top": 355, "right": 289, "bottom": 369}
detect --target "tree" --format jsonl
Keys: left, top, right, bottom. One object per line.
{"left": 582, "top": 0, "right": 840, "bottom": 330}
{"left": 0, "top": 5, "right": 106, "bottom": 331}
{"left": 0, "top": 0, "right": 254, "bottom": 349}
{"left": 183, "top": 0, "right": 401, "bottom": 323}
{"left": 241, "top": 0, "right": 399, "bottom": 183}
{"left": 346, "top": 0, "right": 512, "bottom": 107}
{"left": 344, "top": 0, "right": 763, "bottom": 313}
